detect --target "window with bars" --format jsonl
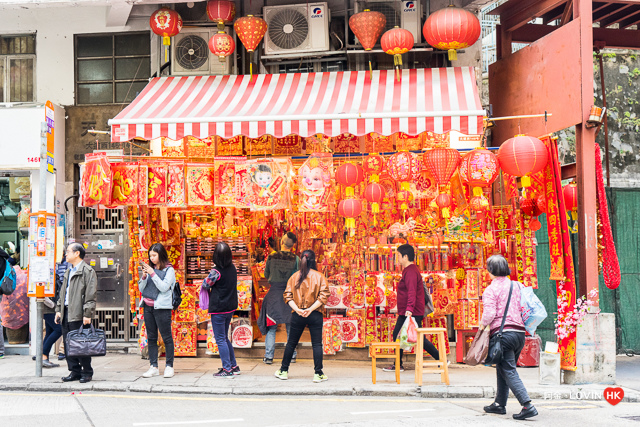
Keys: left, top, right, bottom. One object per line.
{"left": 75, "top": 32, "right": 150, "bottom": 105}
{"left": 0, "top": 34, "right": 36, "bottom": 103}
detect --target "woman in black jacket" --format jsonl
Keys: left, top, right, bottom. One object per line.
{"left": 202, "top": 242, "right": 239, "bottom": 378}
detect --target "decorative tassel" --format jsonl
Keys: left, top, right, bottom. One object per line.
{"left": 369, "top": 60, "right": 373, "bottom": 81}
{"left": 345, "top": 187, "right": 355, "bottom": 198}
{"left": 448, "top": 49, "right": 457, "bottom": 61}
{"left": 345, "top": 218, "right": 355, "bottom": 229}
{"left": 401, "top": 182, "right": 410, "bottom": 191}
{"left": 371, "top": 174, "right": 379, "bottom": 183}
{"left": 250, "top": 62, "right": 253, "bottom": 78}
{"left": 372, "top": 203, "right": 380, "bottom": 214}
{"left": 473, "top": 187, "right": 483, "bottom": 197}
{"left": 521, "top": 176, "right": 532, "bottom": 187}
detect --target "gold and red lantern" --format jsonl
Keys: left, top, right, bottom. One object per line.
{"left": 380, "top": 27, "right": 414, "bottom": 80}
{"left": 497, "top": 135, "right": 549, "bottom": 188}
{"left": 338, "top": 198, "right": 363, "bottom": 229}
{"left": 207, "top": 0, "right": 236, "bottom": 30}
{"left": 336, "top": 162, "right": 365, "bottom": 197}
{"left": 364, "top": 154, "right": 385, "bottom": 182}
{"left": 208, "top": 31, "right": 235, "bottom": 62}
{"left": 422, "top": 148, "right": 461, "bottom": 191}
{"left": 469, "top": 194, "right": 489, "bottom": 214}
{"left": 150, "top": 8, "right": 183, "bottom": 61}
{"left": 563, "top": 182, "right": 578, "bottom": 220}
{"left": 234, "top": 15, "right": 268, "bottom": 76}
{"left": 422, "top": 5, "right": 481, "bottom": 61}
{"left": 365, "top": 182, "right": 385, "bottom": 213}
{"left": 349, "top": 9, "right": 386, "bottom": 51}
{"left": 459, "top": 148, "right": 500, "bottom": 197}
{"left": 387, "top": 151, "right": 417, "bottom": 191}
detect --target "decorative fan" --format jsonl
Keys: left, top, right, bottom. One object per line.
{"left": 175, "top": 35, "right": 209, "bottom": 69}
{"left": 268, "top": 9, "right": 309, "bottom": 50}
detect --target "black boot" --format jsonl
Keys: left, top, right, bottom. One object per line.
{"left": 513, "top": 404, "right": 538, "bottom": 420}
{"left": 483, "top": 402, "right": 506, "bottom": 415}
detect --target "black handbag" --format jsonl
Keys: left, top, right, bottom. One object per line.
{"left": 485, "top": 281, "right": 513, "bottom": 365}
{"left": 66, "top": 324, "right": 107, "bottom": 358}
{"left": 172, "top": 281, "right": 182, "bottom": 310}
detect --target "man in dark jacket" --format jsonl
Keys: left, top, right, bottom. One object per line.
{"left": 383, "top": 244, "right": 441, "bottom": 372}
{"left": 55, "top": 243, "right": 97, "bottom": 383}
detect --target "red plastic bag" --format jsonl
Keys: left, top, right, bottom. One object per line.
{"left": 407, "top": 317, "right": 419, "bottom": 343}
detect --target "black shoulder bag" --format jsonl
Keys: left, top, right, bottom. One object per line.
{"left": 485, "top": 281, "right": 513, "bottom": 365}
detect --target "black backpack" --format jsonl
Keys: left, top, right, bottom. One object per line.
{"left": 172, "top": 282, "right": 182, "bottom": 310}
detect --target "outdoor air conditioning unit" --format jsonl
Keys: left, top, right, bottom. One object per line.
{"left": 263, "top": 2, "right": 331, "bottom": 55}
{"left": 355, "top": 0, "right": 422, "bottom": 44}
{"left": 171, "top": 27, "right": 232, "bottom": 76}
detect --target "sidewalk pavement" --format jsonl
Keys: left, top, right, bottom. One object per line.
{"left": 0, "top": 352, "right": 638, "bottom": 402}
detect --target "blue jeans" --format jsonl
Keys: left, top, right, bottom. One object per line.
{"left": 265, "top": 324, "right": 297, "bottom": 360}
{"left": 211, "top": 312, "right": 237, "bottom": 372}
{"left": 43, "top": 313, "right": 62, "bottom": 358}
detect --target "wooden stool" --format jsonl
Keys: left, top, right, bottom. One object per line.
{"left": 369, "top": 342, "right": 401, "bottom": 384}
{"left": 414, "top": 327, "right": 450, "bottom": 386}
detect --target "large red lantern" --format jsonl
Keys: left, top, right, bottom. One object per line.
{"left": 150, "top": 8, "right": 183, "bottom": 61}
{"left": 380, "top": 27, "right": 414, "bottom": 80}
{"left": 349, "top": 10, "right": 386, "bottom": 51}
{"left": 423, "top": 5, "right": 481, "bottom": 61}
{"left": 234, "top": 15, "right": 268, "bottom": 76}
{"left": 208, "top": 31, "right": 235, "bottom": 62}
{"left": 364, "top": 154, "right": 385, "bottom": 182}
{"left": 435, "top": 193, "right": 452, "bottom": 209}
{"left": 336, "top": 162, "right": 364, "bottom": 197}
{"left": 459, "top": 148, "right": 500, "bottom": 196}
{"left": 207, "top": 0, "right": 236, "bottom": 30}
{"left": 387, "top": 151, "right": 417, "bottom": 191}
{"left": 497, "top": 135, "right": 549, "bottom": 188}
{"left": 563, "top": 182, "right": 578, "bottom": 220}
{"left": 338, "top": 199, "right": 363, "bottom": 229}
{"left": 365, "top": 182, "right": 385, "bottom": 213}
{"left": 422, "top": 148, "right": 461, "bottom": 190}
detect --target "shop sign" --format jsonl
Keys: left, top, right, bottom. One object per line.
{"left": 45, "top": 101, "right": 55, "bottom": 174}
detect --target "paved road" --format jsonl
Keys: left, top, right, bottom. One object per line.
{"left": 1, "top": 391, "right": 638, "bottom": 426}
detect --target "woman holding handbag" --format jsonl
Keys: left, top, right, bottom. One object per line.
{"left": 139, "top": 243, "right": 176, "bottom": 379}
{"left": 480, "top": 255, "right": 537, "bottom": 420}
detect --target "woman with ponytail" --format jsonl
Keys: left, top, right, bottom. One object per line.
{"left": 275, "top": 250, "right": 330, "bottom": 383}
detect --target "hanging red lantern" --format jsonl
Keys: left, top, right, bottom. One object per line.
{"left": 422, "top": 5, "right": 481, "bottom": 61}
{"left": 436, "top": 193, "right": 452, "bottom": 209}
{"left": 380, "top": 27, "right": 414, "bottom": 80}
{"left": 469, "top": 194, "right": 489, "bottom": 213}
{"left": 423, "top": 148, "right": 461, "bottom": 190}
{"left": 207, "top": 0, "right": 236, "bottom": 30}
{"left": 520, "top": 197, "right": 541, "bottom": 217}
{"left": 563, "top": 182, "right": 578, "bottom": 220}
{"left": 338, "top": 199, "right": 363, "bottom": 229}
{"left": 459, "top": 148, "right": 500, "bottom": 196}
{"left": 529, "top": 217, "right": 542, "bottom": 232}
{"left": 349, "top": 10, "right": 386, "bottom": 51}
{"left": 364, "top": 154, "right": 385, "bottom": 182}
{"left": 497, "top": 135, "right": 549, "bottom": 188}
{"left": 208, "top": 31, "right": 235, "bottom": 62}
{"left": 150, "top": 8, "right": 183, "bottom": 61}
{"left": 536, "top": 194, "right": 548, "bottom": 214}
{"left": 387, "top": 151, "right": 417, "bottom": 191}
{"left": 336, "top": 162, "right": 365, "bottom": 197}
{"left": 234, "top": 15, "right": 268, "bottom": 76}
{"left": 365, "top": 182, "right": 385, "bottom": 213}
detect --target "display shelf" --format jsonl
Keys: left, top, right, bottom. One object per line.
{"left": 186, "top": 251, "right": 248, "bottom": 256}
{"left": 186, "top": 274, "right": 209, "bottom": 279}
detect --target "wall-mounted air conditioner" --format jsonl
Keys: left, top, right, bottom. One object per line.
{"left": 171, "top": 27, "right": 232, "bottom": 76}
{"left": 355, "top": 0, "right": 421, "bottom": 44}
{"left": 263, "top": 2, "right": 331, "bottom": 55}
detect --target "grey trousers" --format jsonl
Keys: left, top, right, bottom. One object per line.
{"left": 495, "top": 331, "right": 531, "bottom": 407}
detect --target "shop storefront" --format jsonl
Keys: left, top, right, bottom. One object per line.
{"left": 90, "top": 67, "right": 544, "bottom": 361}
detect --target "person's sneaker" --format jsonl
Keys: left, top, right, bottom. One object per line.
{"left": 483, "top": 402, "right": 507, "bottom": 415}
{"left": 291, "top": 357, "right": 296, "bottom": 364}
{"left": 274, "top": 370, "right": 288, "bottom": 380}
{"left": 513, "top": 404, "right": 538, "bottom": 420}
{"left": 231, "top": 365, "right": 241, "bottom": 375}
{"left": 58, "top": 353, "right": 66, "bottom": 361}
{"left": 313, "top": 373, "right": 328, "bottom": 383}
{"left": 213, "top": 369, "right": 235, "bottom": 378}
{"left": 263, "top": 358, "right": 273, "bottom": 365}
{"left": 142, "top": 366, "right": 160, "bottom": 378}
{"left": 382, "top": 365, "right": 404, "bottom": 372}
{"left": 0, "top": 353, "right": 4, "bottom": 359}
{"left": 164, "top": 366, "right": 174, "bottom": 378}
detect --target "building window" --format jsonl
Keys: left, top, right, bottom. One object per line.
{"left": 0, "top": 34, "right": 36, "bottom": 103}
{"left": 75, "top": 32, "right": 150, "bottom": 105}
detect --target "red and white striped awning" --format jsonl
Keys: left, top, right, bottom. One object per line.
{"left": 109, "top": 67, "right": 484, "bottom": 143}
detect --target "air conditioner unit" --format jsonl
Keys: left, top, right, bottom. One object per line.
{"left": 263, "top": 2, "right": 330, "bottom": 55}
{"left": 355, "top": 0, "right": 421, "bottom": 44}
{"left": 171, "top": 27, "right": 232, "bottom": 76}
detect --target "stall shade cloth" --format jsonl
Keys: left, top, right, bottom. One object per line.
{"left": 109, "top": 67, "right": 484, "bottom": 142}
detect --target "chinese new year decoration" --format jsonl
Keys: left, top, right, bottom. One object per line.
{"left": 562, "top": 182, "right": 578, "bottom": 220}
{"left": 336, "top": 162, "right": 364, "bottom": 197}
{"left": 207, "top": 0, "right": 236, "bottom": 30}
{"left": 380, "top": 27, "right": 414, "bottom": 81}
{"left": 349, "top": 9, "right": 386, "bottom": 51}
{"left": 497, "top": 135, "right": 549, "bottom": 189}
{"left": 459, "top": 148, "right": 500, "bottom": 197}
{"left": 338, "top": 198, "right": 363, "bottom": 230}
{"left": 422, "top": 5, "right": 481, "bottom": 61}
{"left": 209, "top": 31, "right": 235, "bottom": 62}
{"left": 364, "top": 154, "right": 385, "bottom": 183}
{"left": 234, "top": 15, "right": 268, "bottom": 76}
{"left": 423, "top": 148, "right": 460, "bottom": 219}
{"left": 387, "top": 151, "right": 416, "bottom": 191}
{"left": 150, "top": 8, "right": 183, "bottom": 62}
{"left": 364, "top": 182, "right": 385, "bottom": 214}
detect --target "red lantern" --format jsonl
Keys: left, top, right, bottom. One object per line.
{"left": 338, "top": 199, "right": 363, "bottom": 229}
{"left": 364, "top": 154, "right": 385, "bottom": 182}
{"left": 423, "top": 5, "right": 481, "bottom": 61}
{"left": 365, "top": 182, "right": 385, "bottom": 213}
{"left": 563, "top": 182, "right": 578, "bottom": 220}
{"left": 497, "top": 135, "right": 549, "bottom": 188}
{"left": 234, "top": 15, "right": 268, "bottom": 76}
{"left": 436, "top": 193, "right": 452, "bottom": 209}
{"left": 349, "top": 10, "right": 386, "bottom": 51}
{"left": 387, "top": 151, "right": 416, "bottom": 190}
{"left": 520, "top": 197, "right": 541, "bottom": 217}
{"left": 423, "top": 148, "right": 461, "bottom": 190}
{"left": 150, "top": 8, "right": 183, "bottom": 61}
{"left": 536, "top": 194, "right": 548, "bottom": 214}
{"left": 380, "top": 27, "right": 414, "bottom": 80}
{"left": 209, "top": 31, "right": 235, "bottom": 62}
{"left": 469, "top": 194, "right": 489, "bottom": 213}
{"left": 207, "top": 0, "right": 236, "bottom": 30}
{"left": 530, "top": 217, "right": 542, "bottom": 231}
{"left": 336, "top": 163, "right": 364, "bottom": 197}
{"left": 459, "top": 148, "right": 500, "bottom": 196}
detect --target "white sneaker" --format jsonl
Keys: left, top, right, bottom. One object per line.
{"left": 164, "top": 366, "right": 174, "bottom": 378}
{"left": 142, "top": 366, "right": 160, "bottom": 378}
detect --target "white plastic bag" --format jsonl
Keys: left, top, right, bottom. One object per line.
{"left": 520, "top": 285, "right": 548, "bottom": 335}
{"left": 399, "top": 317, "right": 414, "bottom": 350}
